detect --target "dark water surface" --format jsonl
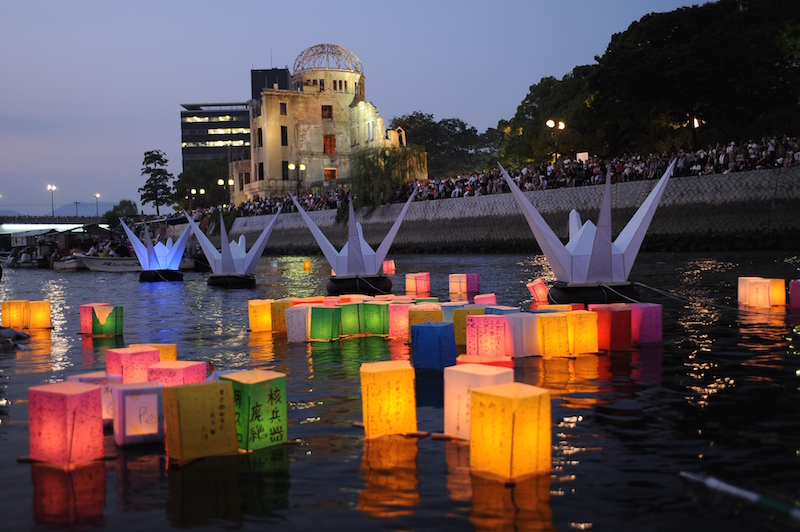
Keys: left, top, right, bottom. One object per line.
{"left": 1, "top": 252, "right": 799, "bottom": 531}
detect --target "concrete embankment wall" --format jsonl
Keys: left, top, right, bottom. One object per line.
{"left": 229, "top": 167, "right": 800, "bottom": 254}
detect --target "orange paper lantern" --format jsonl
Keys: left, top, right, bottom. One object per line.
{"left": 360, "top": 360, "right": 417, "bottom": 438}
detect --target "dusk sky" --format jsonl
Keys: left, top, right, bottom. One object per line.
{"left": 1, "top": 0, "right": 700, "bottom": 216}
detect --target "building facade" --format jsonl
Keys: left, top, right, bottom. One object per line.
{"left": 180, "top": 103, "right": 250, "bottom": 170}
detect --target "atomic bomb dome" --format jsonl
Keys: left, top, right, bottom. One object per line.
{"left": 293, "top": 44, "right": 363, "bottom": 74}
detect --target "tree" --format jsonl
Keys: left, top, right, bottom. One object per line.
{"left": 138, "top": 150, "right": 174, "bottom": 216}
{"left": 172, "top": 158, "right": 229, "bottom": 211}
{"left": 349, "top": 145, "right": 426, "bottom": 209}
{"left": 102, "top": 199, "right": 139, "bottom": 228}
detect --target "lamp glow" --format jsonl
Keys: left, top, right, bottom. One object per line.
{"left": 360, "top": 360, "right": 417, "bottom": 438}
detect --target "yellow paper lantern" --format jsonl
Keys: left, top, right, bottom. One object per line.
{"left": 27, "top": 300, "right": 51, "bottom": 329}
{"left": 360, "top": 360, "right": 417, "bottom": 438}
{"left": 453, "top": 305, "right": 486, "bottom": 347}
{"left": 534, "top": 313, "right": 570, "bottom": 358}
{"left": 407, "top": 304, "right": 442, "bottom": 342}
{"left": 130, "top": 343, "right": 178, "bottom": 362}
{"left": 470, "top": 382, "right": 551, "bottom": 479}
{"left": 2, "top": 299, "right": 30, "bottom": 328}
{"left": 270, "top": 298, "right": 298, "bottom": 333}
{"left": 303, "top": 259, "right": 311, "bottom": 271}
{"left": 248, "top": 299, "right": 274, "bottom": 332}
{"left": 444, "top": 363, "right": 514, "bottom": 440}
{"left": 565, "top": 310, "right": 598, "bottom": 355}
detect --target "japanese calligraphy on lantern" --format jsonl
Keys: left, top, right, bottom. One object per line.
{"left": 221, "top": 369, "right": 287, "bottom": 451}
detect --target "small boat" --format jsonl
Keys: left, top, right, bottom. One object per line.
{"left": 51, "top": 254, "right": 89, "bottom": 271}
{"left": 80, "top": 255, "right": 142, "bottom": 272}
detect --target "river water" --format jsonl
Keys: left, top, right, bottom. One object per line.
{"left": 1, "top": 251, "right": 799, "bottom": 531}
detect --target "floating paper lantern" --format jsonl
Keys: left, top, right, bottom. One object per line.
{"left": 31, "top": 461, "right": 106, "bottom": 526}
{"left": 112, "top": 381, "right": 165, "bottom": 446}
{"left": 309, "top": 305, "right": 341, "bottom": 341}
{"left": 414, "top": 297, "right": 439, "bottom": 304}
{"left": 129, "top": 343, "right": 178, "bottom": 362}
{"left": 388, "top": 303, "right": 413, "bottom": 339}
{"left": 162, "top": 381, "right": 239, "bottom": 461}
{"left": 364, "top": 301, "right": 391, "bottom": 335}
{"left": 2, "top": 299, "right": 29, "bottom": 328}
{"left": 470, "top": 382, "right": 551, "bottom": 479}
{"left": 441, "top": 302, "right": 467, "bottom": 323}
{"left": 407, "top": 304, "right": 443, "bottom": 342}
{"left": 453, "top": 306, "right": 486, "bottom": 346}
{"left": 534, "top": 303, "right": 579, "bottom": 312}
{"left": 106, "top": 346, "right": 161, "bottom": 383}
{"left": 456, "top": 355, "right": 514, "bottom": 368}
{"left": 593, "top": 305, "right": 632, "bottom": 351}
{"left": 92, "top": 305, "right": 123, "bottom": 337}
{"left": 444, "top": 364, "right": 514, "bottom": 440}
{"left": 285, "top": 304, "right": 312, "bottom": 343}
{"left": 485, "top": 305, "right": 520, "bottom": 315}
{"left": 28, "top": 381, "right": 104, "bottom": 468}
{"left": 791, "top": 280, "right": 800, "bottom": 309}
{"left": 248, "top": 299, "right": 274, "bottom": 332}
{"left": 629, "top": 303, "right": 662, "bottom": 344}
{"left": 466, "top": 315, "right": 511, "bottom": 357}
{"left": 358, "top": 435, "right": 420, "bottom": 518}
{"left": 339, "top": 302, "right": 366, "bottom": 336}
{"left": 382, "top": 260, "right": 395, "bottom": 275}
{"left": 564, "top": 310, "right": 599, "bottom": 354}
{"left": 738, "top": 277, "right": 786, "bottom": 308}
{"left": 405, "top": 272, "right": 430, "bottom": 294}
{"left": 66, "top": 371, "right": 121, "bottom": 426}
{"left": 527, "top": 278, "right": 550, "bottom": 302}
{"left": 79, "top": 303, "right": 109, "bottom": 335}
{"left": 737, "top": 276, "right": 762, "bottom": 305}
{"left": 303, "top": 259, "right": 311, "bottom": 271}
{"left": 504, "top": 313, "right": 538, "bottom": 358}
{"left": 28, "top": 300, "right": 51, "bottom": 329}
{"left": 147, "top": 361, "right": 207, "bottom": 387}
{"left": 220, "top": 369, "right": 287, "bottom": 451}
{"left": 449, "top": 274, "right": 468, "bottom": 294}
{"left": 533, "top": 312, "right": 571, "bottom": 358}
{"left": 473, "top": 293, "right": 497, "bottom": 305}
{"left": 360, "top": 360, "right": 417, "bottom": 438}
{"left": 270, "top": 298, "right": 298, "bottom": 333}
{"left": 410, "top": 322, "right": 457, "bottom": 370}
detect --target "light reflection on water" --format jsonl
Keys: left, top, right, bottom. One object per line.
{"left": 0, "top": 251, "right": 799, "bottom": 530}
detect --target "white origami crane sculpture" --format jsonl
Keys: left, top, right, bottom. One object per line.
{"left": 500, "top": 159, "right": 676, "bottom": 285}
{"left": 185, "top": 209, "right": 282, "bottom": 275}
{"left": 121, "top": 220, "right": 191, "bottom": 271}
{"left": 290, "top": 187, "right": 417, "bottom": 276}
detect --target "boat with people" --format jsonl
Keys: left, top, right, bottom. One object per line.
{"left": 79, "top": 254, "right": 195, "bottom": 273}
{"left": 51, "top": 254, "right": 89, "bottom": 271}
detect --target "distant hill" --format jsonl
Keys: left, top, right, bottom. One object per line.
{"left": 52, "top": 201, "right": 121, "bottom": 217}
{"left": 0, "top": 209, "right": 24, "bottom": 217}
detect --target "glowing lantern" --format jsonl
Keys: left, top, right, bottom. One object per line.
{"left": 162, "top": 381, "right": 239, "bottom": 461}
{"left": 147, "top": 361, "right": 207, "bottom": 386}
{"left": 388, "top": 303, "right": 413, "bottom": 339}
{"left": 473, "top": 293, "right": 497, "bottom": 305}
{"left": 360, "top": 360, "right": 417, "bottom": 438}
{"left": 364, "top": 301, "right": 391, "bottom": 335}
{"left": 564, "top": 310, "right": 598, "bottom": 354}
{"left": 382, "top": 260, "right": 395, "bottom": 275}
{"left": 453, "top": 306, "right": 486, "bottom": 346}
{"left": 738, "top": 277, "right": 785, "bottom": 308}
{"left": 111, "top": 381, "right": 165, "bottom": 446}
{"left": 358, "top": 435, "right": 420, "bottom": 518}
{"left": 410, "top": 322, "right": 457, "bottom": 370}
{"left": 339, "top": 302, "right": 366, "bottom": 336}
{"left": 737, "top": 276, "right": 763, "bottom": 305}
{"left": 485, "top": 305, "right": 520, "bottom": 315}
{"left": 309, "top": 305, "right": 341, "bottom": 341}
{"left": 444, "top": 364, "right": 514, "bottom": 440}
{"left": 28, "top": 381, "right": 104, "bottom": 468}
{"left": 629, "top": 303, "right": 662, "bottom": 344}
{"left": 106, "top": 346, "right": 161, "bottom": 383}
{"left": 405, "top": 273, "right": 417, "bottom": 293}
{"left": 535, "top": 304, "right": 578, "bottom": 311}
{"left": 456, "top": 354, "right": 514, "bottom": 368}
{"left": 66, "top": 371, "right": 120, "bottom": 426}
{"left": 79, "top": 303, "right": 109, "bottom": 335}
{"left": 791, "top": 280, "right": 800, "bottom": 309}
{"left": 285, "top": 304, "right": 313, "bottom": 343}
{"left": 532, "top": 313, "right": 570, "bottom": 358}
{"left": 470, "top": 382, "right": 551, "bottom": 479}
{"left": 504, "top": 312, "right": 538, "bottom": 358}
{"left": 28, "top": 300, "right": 51, "bottom": 329}
{"left": 449, "top": 274, "right": 468, "bottom": 294}
{"left": 466, "top": 315, "right": 511, "bottom": 357}
{"left": 2, "top": 299, "right": 29, "bottom": 328}
{"left": 592, "top": 305, "right": 632, "bottom": 351}
{"left": 248, "top": 299, "right": 274, "bottom": 332}
{"left": 220, "top": 369, "right": 287, "bottom": 451}
{"left": 303, "top": 259, "right": 311, "bottom": 271}
{"left": 31, "top": 461, "right": 106, "bottom": 525}
{"left": 527, "top": 278, "right": 550, "bottom": 302}
{"left": 129, "top": 343, "right": 178, "bottom": 362}
{"left": 407, "top": 304, "right": 443, "bottom": 342}
{"left": 405, "top": 272, "right": 430, "bottom": 294}
{"left": 270, "top": 298, "right": 299, "bottom": 333}
{"left": 92, "top": 305, "right": 123, "bottom": 337}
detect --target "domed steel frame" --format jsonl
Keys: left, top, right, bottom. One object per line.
{"left": 293, "top": 44, "right": 363, "bottom": 74}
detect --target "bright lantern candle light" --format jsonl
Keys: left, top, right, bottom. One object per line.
{"left": 444, "top": 364, "right": 513, "bottom": 440}
{"left": 388, "top": 303, "right": 413, "bottom": 339}
{"left": 106, "top": 346, "right": 161, "bottom": 383}
{"left": 27, "top": 300, "right": 51, "bottom": 329}
{"left": 470, "top": 382, "right": 551, "bottom": 479}
{"left": 466, "top": 315, "right": 511, "bottom": 357}
{"left": 248, "top": 299, "right": 274, "bottom": 332}
{"left": 66, "top": 371, "right": 120, "bottom": 425}
{"left": 382, "top": 260, "right": 395, "bottom": 275}
{"left": 360, "top": 360, "right": 417, "bottom": 438}
{"left": 111, "top": 382, "right": 165, "bottom": 446}
{"left": 2, "top": 299, "right": 30, "bottom": 328}
{"left": 527, "top": 279, "right": 550, "bottom": 302}
{"left": 129, "top": 343, "right": 178, "bottom": 362}
{"left": 564, "top": 310, "right": 599, "bottom": 354}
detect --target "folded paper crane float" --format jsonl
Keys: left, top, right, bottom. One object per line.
{"left": 185, "top": 209, "right": 282, "bottom": 288}
{"left": 290, "top": 187, "right": 417, "bottom": 295}
{"left": 121, "top": 220, "right": 192, "bottom": 282}
{"left": 500, "top": 159, "right": 676, "bottom": 303}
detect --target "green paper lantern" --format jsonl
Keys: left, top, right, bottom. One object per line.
{"left": 309, "top": 306, "right": 342, "bottom": 341}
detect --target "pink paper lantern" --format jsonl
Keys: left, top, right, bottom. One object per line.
{"left": 382, "top": 260, "right": 395, "bottom": 275}
{"left": 466, "top": 315, "right": 511, "bottom": 357}
{"left": 28, "top": 381, "right": 104, "bottom": 468}
{"left": 473, "top": 293, "right": 497, "bottom": 305}
{"left": 79, "top": 303, "right": 109, "bottom": 335}
{"left": 66, "top": 371, "right": 121, "bottom": 426}
{"left": 147, "top": 361, "right": 208, "bottom": 387}
{"left": 526, "top": 279, "right": 549, "bottom": 302}
{"left": 388, "top": 303, "right": 413, "bottom": 339}
{"left": 791, "top": 280, "right": 800, "bottom": 309}
{"left": 106, "top": 346, "right": 161, "bottom": 383}
{"left": 629, "top": 303, "right": 662, "bottom": 344}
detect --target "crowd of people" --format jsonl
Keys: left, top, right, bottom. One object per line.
{"left": 215, "top": 134, "right": 800, "bottom": 217}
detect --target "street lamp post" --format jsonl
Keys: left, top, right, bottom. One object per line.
{"left": 545, "top": 119, "right": 566, "bottom": 164}
{"left": 289, "top": 163, "right": 305, "bottom": 197}
{"left": 94, "top": 193, "right": 100, "bottom": 220}
{"left": 47, "top": 184, "right": 56, "bottom": 216}
{"left": 217, "top": 178, "right": 234, "bottom": 207}
{"left": 188, "top": 188, "right": 205, "bottom": 211}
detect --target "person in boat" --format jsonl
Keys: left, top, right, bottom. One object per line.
{"left": 114, "top": 242, "right": 130, "bottom": 257}
{"left": 86, "top": 243, "right": 99, "bottom": 256}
